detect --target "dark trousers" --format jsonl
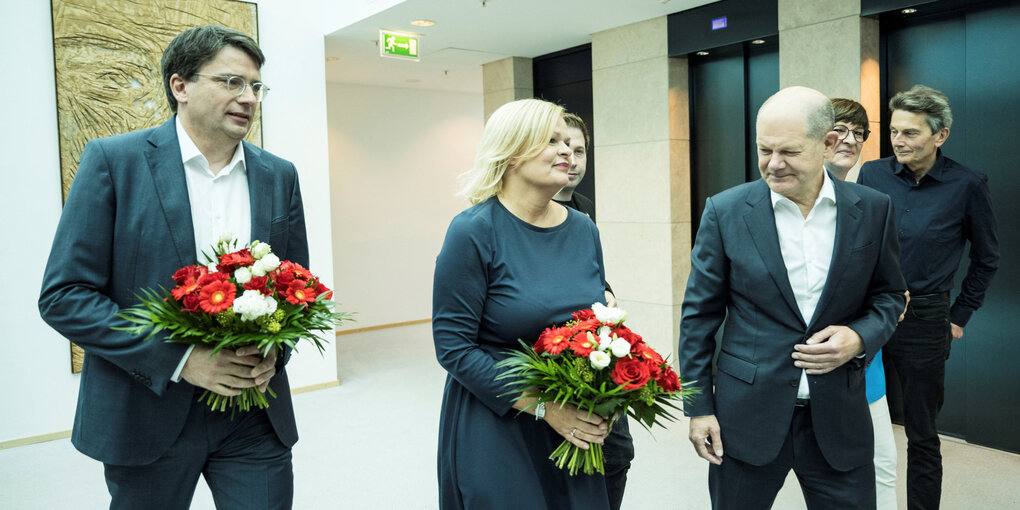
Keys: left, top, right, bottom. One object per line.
{"left": 104, "top": 395, "right": 293, "bottom": 510}
{"left": 708, "top": 406, "right": 876, "bottom": 510}
{"left": 603, "top": 416, "right": 634, "bottom": 510}
{"left": 884, "top": 292, "right": 951, "bottom": 510}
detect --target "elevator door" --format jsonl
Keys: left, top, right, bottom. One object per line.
{"left": 882, "top": 1, "right": 1020, "bottom": 453}
{"left": 689, "top": 41, "right": 779, "bottom": 237}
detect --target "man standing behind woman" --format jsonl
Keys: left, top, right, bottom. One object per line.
{"left": 432, "top": 99, "right": 612, "bottom": 509}
{"left": 824, "top": 98, "right": 898, "bottom": 509}
{"left": 553, "top": 112, "right": 635, "bottom": 510}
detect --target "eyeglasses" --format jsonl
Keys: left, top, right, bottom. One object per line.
{"left": 193, "top": 73, "right": 269, "bottom": 102}
{"left": 832, "top": 124, "right": 870, "bottom": 143}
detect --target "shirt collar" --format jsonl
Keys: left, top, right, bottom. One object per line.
{"left": 175, "top": 116, "right": 246, "bottom": 176}
{"left": 893, "top": 149, "right": 945, "bottom": 182}
{"left": 770, "top": 168, "right": 836, "bottom": 211}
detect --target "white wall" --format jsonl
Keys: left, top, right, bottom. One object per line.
{"left": 327, "top": 82, "right": 482, "bottom": 329}
{"left": 0, "top": 0, "right": 338, "bottom": 442}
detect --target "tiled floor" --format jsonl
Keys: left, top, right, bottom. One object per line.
{"left": 2, "top": 323, "right": 1018, "bottom": 509}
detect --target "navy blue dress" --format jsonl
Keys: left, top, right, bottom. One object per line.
{"left": 433, "top": 198, "right": 611, "bottom": 510}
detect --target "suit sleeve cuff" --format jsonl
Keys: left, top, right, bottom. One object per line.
{"left": 171, "top": 345, "right": 196, "bottom": 383}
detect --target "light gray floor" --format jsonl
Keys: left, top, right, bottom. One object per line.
{"left": 2, "top": 323, "right": 1018, "bottom": 509}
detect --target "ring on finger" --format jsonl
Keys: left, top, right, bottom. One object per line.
{"left": 570, "top": 427, "right": 577, "bottom": 437}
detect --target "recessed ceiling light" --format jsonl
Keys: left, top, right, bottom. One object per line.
{"left": 901, "top": 8, "right": 917, "bottom": 14}
{"left": 751, "top": 39, "right": 766, "bottom": 45}
{"left": 325, "top": 57, "right": 338, "bottom": 62}
{"left": 696, "top": 51, "right": 710, "bottom": 56}
{"left": 410, "top": 19, "right": 435, "bottom": 27}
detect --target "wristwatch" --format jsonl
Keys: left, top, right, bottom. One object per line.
{"left": 535, "top": 402, "right": 546, "bottom": 421}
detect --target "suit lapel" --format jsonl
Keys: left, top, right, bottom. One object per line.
{"left": 743, "top": 181, "right": 803, "bottom": 325}
{"left": 809, "top": 178, "right": 862, "bottom": 328}
{"left": 145, "top": 118, "right": 196, "bottom": 267}
{"left": 244, "top": 142, "right": 273, "bottom": 245}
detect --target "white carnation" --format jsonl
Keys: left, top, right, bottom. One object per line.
{"left": 233, "top": 266, "right": 252, "bottom": 284}
{"left": 259, "top": 253, "right": 281, "bottom": 271}
{"left": 589, "top": 350, "right": 611, "bottom": 370}
{"left": 251, "top": 241, "right": 272, "bottom": 259}
{"left": 232, "top": 290, "right": 277, "bottom": 322}
{"left": 206, "top": 262, "right": 219, "bottom": 273}
{"left": 610, "top": 337, "right": 632, "bottom": 358}
{"left": 250, "top": 259, "right": 268, "bottom": 277}
{"left": 592, "top": 302, "right": 627, "bottom": 324}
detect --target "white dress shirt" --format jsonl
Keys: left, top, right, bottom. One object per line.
{"left": 171, "top": 117, "right": 252, "bottom": 382}
{"left": 770, "top": 170, "right": 837, "bottom": 399}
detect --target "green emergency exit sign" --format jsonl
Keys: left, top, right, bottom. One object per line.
{"left": 380, "top": 30, "right": 420, "bottom": 60}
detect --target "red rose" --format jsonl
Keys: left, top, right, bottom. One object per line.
{"left": 611, "top": 357, "right": 652, "bottom": 390}
{"left": 535, "top": 326, "right": 572, "bottom": 355}
{"left": 217, "top": 249, "right": 254, "bottom": 272}
{"left": 284, "top": 280, "right": 317, "bottom": 306}
{"left": 180, "top": 292, "right": 202, "bottom": 313}
{"left": 198, "top": 279, "right": 236, "bottom": 314}
{"left": 657, "top": 365, "right": 681, "bottom": 392}
{"left": 572, "top": 309, "right": 596, "bottom": 321}
{"left": 243, "top": 275, "right": 272, "bottom": 295}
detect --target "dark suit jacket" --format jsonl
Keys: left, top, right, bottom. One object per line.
{"left": 39, "top": 117, "right": 309, "bottom": 466}
{"left": 678, "top": 177, "right": 905, "bottom": 471}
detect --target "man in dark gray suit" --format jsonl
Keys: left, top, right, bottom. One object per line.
{"left": 678, "top": 86, "right": 906, "bottom": 509}
{"left": 39, "top": 25, "right": 307, "bottom": 509}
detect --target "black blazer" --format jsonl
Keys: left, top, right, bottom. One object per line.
{"left": 679, "top": 177, "right": 905, "bottom": 471}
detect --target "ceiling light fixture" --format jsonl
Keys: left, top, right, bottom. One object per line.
{"left": 696, "top": 51, "right": 710, "bottom": 56}
{"left": 410, "top": 19, "right": 435, "bottom": 27}
{"left": 751, "top": 39, "right": 766, "bottom": 45}
{"left": 901, "top": 8, "right": 917, "bottom": 14}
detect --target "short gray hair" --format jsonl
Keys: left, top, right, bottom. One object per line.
{"left": 805, "top": 98, "right": 835, "bottom": 142}
{"left": 889, "top": 85, "right": 953, "bottom": 132}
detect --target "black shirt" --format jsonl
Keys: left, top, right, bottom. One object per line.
{"left": 555, "top": 192, "right": 612, "bottom": 294}
{"left": 858, "top": 151, "right": 999, "bottom": 326}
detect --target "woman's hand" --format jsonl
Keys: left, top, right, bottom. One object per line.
{"left": 544, "top": 402, "right": 608, "bottom": 449}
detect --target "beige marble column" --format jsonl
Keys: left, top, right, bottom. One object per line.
{"left": 591, "top": 17, "right": 691, "bottom": 358}
{"left": 481, "top": 56, "right": 533, "bottom": 120}
{"left": 779, "top": 0, "right": 880, "bottom": 178}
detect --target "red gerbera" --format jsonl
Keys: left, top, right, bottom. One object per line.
{"left": 284, "top": 280, "right": 317, "bottom": 306}
{"left": 569, "top": 331, "right": 599, "bottom": 357}
{"left": 535, "top": 326, "right": 573, "bottom": 355}
{"left": 170, "top": 265, "right": 208, "bottom": 300}
{"left": 197, "top": 279, "right": 236, "bottom": 314}
{"left": 313, "top": 281, "right": 332, "bottom": 300}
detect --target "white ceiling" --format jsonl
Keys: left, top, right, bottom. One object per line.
{"left": 323, "top": 0, "right": 718, "bottom": 94}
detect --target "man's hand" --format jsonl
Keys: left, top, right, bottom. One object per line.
{"left": 181, "top": 345, "right": 277, "bottom": 395}
{"left": 689, "top": 415, "right": 724, "bottom": 465}
{"left": 899, "top": 290, "right": 910, "bottom": 322}
{"left": 951, "top": 323, "right": 963, "bottom": 340}
{"left": 604, "top": 290, "right": 618, "bottom": 308}
{"left": 792, "top": 326, "right": 865, "bottom": 375}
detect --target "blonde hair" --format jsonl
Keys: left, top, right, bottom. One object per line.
{"left": 458, "top": 99, "right": 564, "bottom": 205}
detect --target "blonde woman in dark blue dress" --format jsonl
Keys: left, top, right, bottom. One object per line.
{"left": 433, "top": 99, "right": 612, "bottom": 510}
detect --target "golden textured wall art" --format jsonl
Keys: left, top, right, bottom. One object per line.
{"left": 51, "top": 0, "right": 260, "bottom": 373}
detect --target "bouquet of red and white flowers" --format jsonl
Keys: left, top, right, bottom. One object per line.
{"left": 495, "top": 303, "right": 697, "bottom": 475}
{"left": 116, "top": 235, "right": 352, "bottom": 413}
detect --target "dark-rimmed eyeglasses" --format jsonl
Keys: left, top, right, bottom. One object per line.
{"left": 194, "top": 73, "right": 269, "bottom": 102}
{"left": 832, "top": 124, "right": 870, "bottom": 143}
